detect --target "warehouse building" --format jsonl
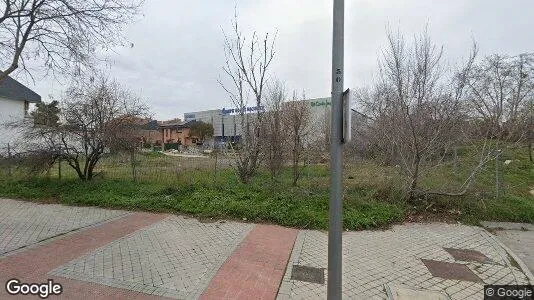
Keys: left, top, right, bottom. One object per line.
{"left": 182, "top": 97, "right": 332, "bottom": 146}
{"left": 183, "top": 106, "right": 263, "bottom": 144}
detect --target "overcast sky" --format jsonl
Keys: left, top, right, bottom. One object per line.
{"left": 25, "top": 0, "right": 534, "bottom": 120}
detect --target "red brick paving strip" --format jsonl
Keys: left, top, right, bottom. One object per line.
{"left": 0, "top": 212, "right": 167, "bottom": 300}
{"left": 200, "top": 224, "right": 298, "bottom": 300}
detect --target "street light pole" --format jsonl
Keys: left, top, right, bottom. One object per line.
{"left": 328, "top": 0, "right": 344, "bottom": 299}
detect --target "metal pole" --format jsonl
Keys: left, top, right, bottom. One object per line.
{"left": 329, "top": 0, "right": 344, "bottom": 299}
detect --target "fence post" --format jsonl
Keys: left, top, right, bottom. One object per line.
{"left": 131, "top": 151, "right": 137, "bottom": 182}
{"left": 495, "top": 150, "right": 501, "bottom": 199}
{"left": 7, "top": 143, "right": 12, "bottom": 177}
{"left": 213, "top": 149, "right": 218, "bottom": 185}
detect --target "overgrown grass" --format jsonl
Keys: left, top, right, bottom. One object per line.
{"left": 0, "top": 167, "right": 402, "bottom": 230}
{"left": 402, "top": 144, "right": 534, "bottom": 225}
{"left": 0, "top": 145, "right": 532, "bottom": 230}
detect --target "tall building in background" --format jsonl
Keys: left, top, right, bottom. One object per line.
{"left": 183, "top": 106, "right": 262, "bottom": 144}
{"left": 182, "top": 98, "right": 333, "bottom": 148}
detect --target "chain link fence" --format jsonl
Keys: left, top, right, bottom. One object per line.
{"left": 0, "top": 141, "right": 519, "bottom": 200}
{"left": 0, "top": 148, "right": 236, "bottom": 184}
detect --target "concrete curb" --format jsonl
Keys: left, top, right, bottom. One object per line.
{"left": 276, "top": 230, "right": 306, "bottom": 300}
{"left": 485, "top": 230, "right": 534, "bottom": 284}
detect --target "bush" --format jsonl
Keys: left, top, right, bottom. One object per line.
{"left": 165, "top": 143, "right": 181, "bottom": 150}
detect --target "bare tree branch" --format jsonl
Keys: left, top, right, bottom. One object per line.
{"left": 0, "top": 0, "right": 143, "bottom": 82}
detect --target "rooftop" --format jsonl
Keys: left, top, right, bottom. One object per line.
{"left": 158, "top": 120, "right": 199, "bottom": 129}
{"left": 0, "top": 76, "right": 41, "bottom": 103}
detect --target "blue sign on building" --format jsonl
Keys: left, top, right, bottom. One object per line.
{"left": 221, "top": 105, "right": 264, "bottom": 115}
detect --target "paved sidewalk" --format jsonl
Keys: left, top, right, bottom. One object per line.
{"left": 278, "top": 224, "right": 532, "bottom": 300}
{"left": 1, "top": 198, "right": 533, "bottom": 299}
{"left": 0, "top": 210, "right": 167, "bottom": 299}
{"left": 50, "top": 216, "right": 254, "bottom": 299}
{"left": 0, "top": 199, "right": 296, "bottom": 299}
{"left": 494, "top": 231, "right": 534, "bottom": 274}
{"left": 481, "top": 221, "right": 534, "bottom": 275}
{"left": 0, "top": 198, "right": 128, "bottom": 255}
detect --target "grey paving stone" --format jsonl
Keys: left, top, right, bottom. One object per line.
{"left": 279, "top": 223, "right": 531, "bottom": 300}
{"left": 385, "top": 283, "right": 451, "bottom": 300}
{"left": 0, "top": 198, "right": 129, "bottom": 256}
{"left": 50, "top": 216, "right": 253, "bottom": 299}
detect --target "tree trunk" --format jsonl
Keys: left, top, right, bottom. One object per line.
{"left": 530, "top": 141, "right": 533, "bottom": 163}
{"left": 238, "top": 168, "right": 251, "bottom": 184}
{"left": 292, "top": 136, "right": 300, "bottom": 186}
{"left": 58, "top": 157, "right": 62, "bottom": 180}
{"left": 72, "top": 164, "right": 85, "bottom": 181}
{"left": 292, "top": 155, "right": 299, "bottom": 186}
{"left": 409, "top": 155, "right": 421, "bottom": 200}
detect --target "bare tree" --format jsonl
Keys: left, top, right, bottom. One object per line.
{"left": 360, "top": 27, "right": 484, "bottom": 200}
{"left": 284, "top": 91, "right": 311, "bottom": 186}
{"left": 464, "top": 53, "right": 534, "bottom": 159}
{"left": 0, "top": 0, "right": 142, "bottom": 82}
{"left": 19, "top": 74, "right": 147, "bottom": 181}
{"left": 218, "top": 11, "right": 276, "bottom": 184}
{"left": 263, "top": 79, "right": 287, "bottom": 180}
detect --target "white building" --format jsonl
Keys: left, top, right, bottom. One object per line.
{"left": 182, "top": 98, "right": 332, "bottom": 146}
{"left": 183, "top": 106, "right": 263, "bottom": 143}
{"left": 0, "top": 77, "right": 41, "bottom": 155}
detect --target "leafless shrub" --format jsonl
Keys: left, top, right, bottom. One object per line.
{"left": 359, "top": 27, "right": 493, "bottom": 200}
{"left": 262, "top": 79, "right": 287, "bottom": 180}
{"left": 16, "top": 74, "right": 148, "bottom": 181}
{"left": 218, "top": 10, "right": 276, "bottom": 184}
{"left": 463, "top": 53, "right": 534, "bottom": 162}
{"left": 284, "top": 91, "right": 312, "bottom": 186}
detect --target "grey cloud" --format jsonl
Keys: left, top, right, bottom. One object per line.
{"left": 17, "top": 0, "right": 534, "bottom": 120}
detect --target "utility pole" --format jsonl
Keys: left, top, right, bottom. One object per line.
{"left": 329, "top": 0, "right": 344, "bottom": 299}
